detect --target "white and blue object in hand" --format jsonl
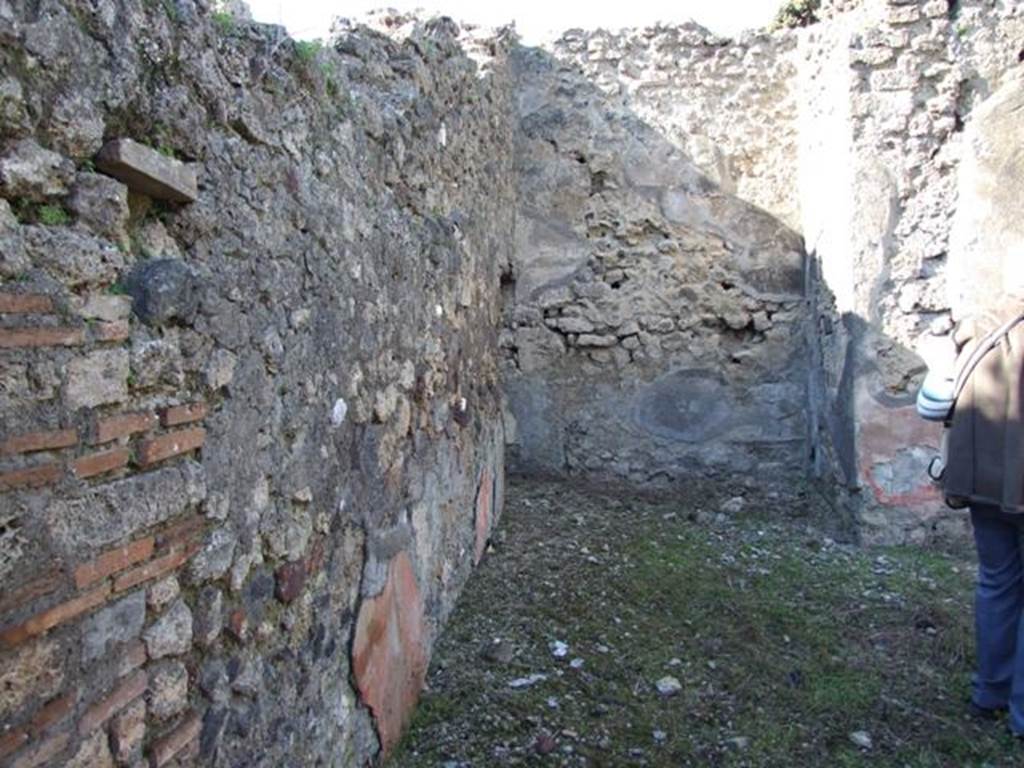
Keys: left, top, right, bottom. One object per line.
{"left": 916, "top": 369, "right": 956, "bottom": 422}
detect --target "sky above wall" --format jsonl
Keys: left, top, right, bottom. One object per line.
{"left": 245, "top": 0, "right": 782, "bottom": 43}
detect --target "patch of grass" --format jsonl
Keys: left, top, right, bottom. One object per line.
{"left": 295, "top": 39, "right": 324, "bottom": 63}
{"left": 106, "top": 282, "right": 130, "bottom": 296}
{"left": 14, "top": 201, "right": 72, "bottom": 226}
{"left": 211, "top": 10, "right": 234, "bottom": 35}
{"left": 392, "top": 480, "right": 1019, "bottom": 767}
{"left": 773, "top": 0, "right": 821, "bottom": 29}
{"left": 37, "top": 204, "right": 70, "bottom": 226}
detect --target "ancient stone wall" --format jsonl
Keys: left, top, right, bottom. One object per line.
{"left": 0, "top": 3, "right": 511, "bottom": 766}
{"left": 504, "top": 43, "right": 810, "bottom": 489}
{"left": 796, "top": 0, "right": 1024, "bottom": 543}
{"left": 505, "top": 0, "right": 1023, "bottom": 543}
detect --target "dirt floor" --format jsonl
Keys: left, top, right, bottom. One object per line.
{"left": 389, "top": 477, "right": 1022, "bottom": 767}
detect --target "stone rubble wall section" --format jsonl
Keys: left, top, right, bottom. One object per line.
{"left": 504, "top": 44, "right": 810, "bottom": 489}
{"left": 509, "top": 0, "right": 1022, "bottom": 544}
{"left": 0, "top": 4, "right": 511, "bottom": 767}
{"left": 547, "top": 24, "right": 802, "bottom": 229}
{"left": 796, "top": 0, "right": 1024, "bottom": 544}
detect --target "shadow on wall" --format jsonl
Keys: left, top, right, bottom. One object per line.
{"left": 502, "top": 41, "right": 814, "bottom": 497}
{"left": 500, "top": 36, "right": 966, "bottom": 545}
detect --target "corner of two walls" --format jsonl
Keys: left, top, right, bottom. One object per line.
{"left": 504, "top": 28, "right": 811, "bottom": 494}
{"left": 1, "top": 4, "right": 510, "bottom": 766}
{"left": 503, "top": 0, "right": 1024, "bottom": 545}
{"left": 797, "top": 0, "right": 1024, "bottom": 544}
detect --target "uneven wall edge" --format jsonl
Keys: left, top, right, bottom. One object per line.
{"left": 0, "top": 3, "right": 512, "bottom": 765}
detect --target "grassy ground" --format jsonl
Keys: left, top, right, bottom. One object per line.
{"left": 390, "top": 478, "right": 1022, "bottom": 767}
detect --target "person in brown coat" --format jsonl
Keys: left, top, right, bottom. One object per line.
{"left": 942, "top": 297, "right": 1024, "bottom": 732}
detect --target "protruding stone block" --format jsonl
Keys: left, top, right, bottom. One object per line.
{"left": 95, "top": 139, "right": 198, "bottom": 203}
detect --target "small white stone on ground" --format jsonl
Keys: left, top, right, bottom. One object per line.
{"left": 849, "top": 731, "right": 873, "bottom": 749}
{"left": 508, "top": 673, "right": 547, "bottom": 689}
{"left": 655, "top": 676, "right": 682, "bottom": 697}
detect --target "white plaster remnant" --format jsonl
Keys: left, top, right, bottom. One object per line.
{"left": 331, "top": 398, "right": 348, "bottom": 427}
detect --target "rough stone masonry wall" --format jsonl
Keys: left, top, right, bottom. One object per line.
{"left": 504, "top": 42, "right": 809, "bottom": 489}
{"left": 796, "top": 0, "right": 1024, "bottom": 544}
{"left": 0, "top": 3, "right": 511, "bottom": 766}
{"left": 506, "top": 0, "right": 1023, "bottom": 543}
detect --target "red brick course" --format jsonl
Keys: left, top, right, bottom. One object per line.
{"left": 161, "top": 402, "right": 208, "bottom": 427}
{"left": 136, "top": 427, "right": 205, "bottom": 467}
{"left": 0, "top": 294, "right": 53, "bottom": 314}
{"left": 0, "top": 429, "right": 78, "bottom": 456}
{"left": 0, "top": 730, "right": 28, "bottom": 761}
{"left": 95, "top": 412, "right": 158, "bottom": 444}
{"left": 149, "top": 712, "right": 201, "bottom": 767}
{"left": 91, "top": 320, "right": 130, "bottom": 342}
{"left": 9, "top": 730, "right": 69, "bottom": 768}
{"left": 73, "top": 536, "right": 155, "bottom": 589}
{"left": 0, "top": 583, "right": 111, "bottom": 650}
{"left": 79, "top": 669, "right": 148, "bottom": 735}
{"left": 155, "top": 515, "right": 205, "bottom": 551}
{"left": 71, "top": 447, "right": 131, "bottom": 480}
{"left": 113, "top": 542, "right": 198, "bottom": 593}
{"left": 0, "top": 463, "right": 62, "bottom": 492}
{"left": 29, "top": 693, "right": 75, "bottom": 736}
{"left": 0, "top": 570, "right": 62, "bottom": 615}
{"left": 0, "top": 327, "right": 84, "bottom": 348}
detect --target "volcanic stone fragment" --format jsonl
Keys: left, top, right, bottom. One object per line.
{"left": 125, "top": 258, "right": 200, "bottom": 327}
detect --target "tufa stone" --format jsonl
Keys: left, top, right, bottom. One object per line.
{"left": 95, "top": 138, "right": 198, "bottom": 203}
{"left": 143, "top": 599, "right": 193, "bottom": 659}
{"left": 81, "top": 590, "right": 146, "bottom": 662}
{"left": 0, "top": 138, "right": 74, "bottom": 201}
{"left": 149, "top": 660, "right": 189, "bottom": 720}
{"left": 65, "top": 348, "right": 130, "bottom": 410}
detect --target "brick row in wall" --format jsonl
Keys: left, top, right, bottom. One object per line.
{"left": 0, "top": 512, "right": 206, "bottom": 766}
{"left": 0, "top": 290, "right": 209, "bottom": 493}
{"left": 0, "top": 286, "right": 216, "bottom": 766}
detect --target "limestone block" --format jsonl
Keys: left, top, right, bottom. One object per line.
{"left": 148, "top": 576, "right": 181, "bottom": 611}
{"left": 0, "top": 638, "right": 64, "bottom": 718}
{"left": 143, "top": 599, "right": 193, "bottom": 659}
{"left": 96, "top": 138, "right": 198, "bottom": 203}
{"left": 0, "top": 138, "right": 74, "bottom": 201}
{"left": 81, "top": 590, "right": 146, "bottom": 662}
{"left": 192, "top": 586, "right": 224, "bottom": 647}
{"left": 65, "top": 348, "right": 129, "bottom": 409}
{"left": 66, "top": 172, "right": 130, "bottom": 244}
{"left": 66, "top": 729, "right": 115, "bottom": 768}
{"left": 150, "top": 660, "right": 189, "bottom": 719}
{"left": 45, "top": 464, "right": 206, "bottom": 552}
{"left": 189, "top": 527, "right": 238, "bottom": 582}
{"left": 73, "top": 293, "right": 132, "bottom": 322}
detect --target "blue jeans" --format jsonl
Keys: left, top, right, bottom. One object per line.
{"left": 971, "top": 504, "right": 1024, "bottom": 733}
